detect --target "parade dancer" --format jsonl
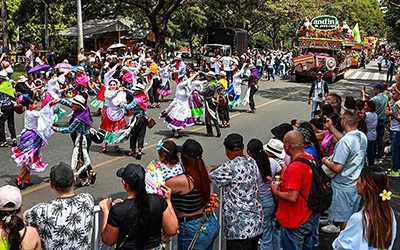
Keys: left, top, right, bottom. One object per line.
{"left": 228, "top": 63, "right": 246, "bottom": 109}
{"left": 160, "top": 73, "right": 197, "bottom": 138}
{"left": 172, "top": 55, "right": 186, "bottom": 83}
{"left": 13, "top": 96, "right": 55, "bottom": 189}
{"left": 216, "top": 71, "right": 230, "bottom": 128}
{"left": 91, "top": 63, "right": 120, "bottom": 114}
{"left": 145, "top": 58, "right": 160, "bottom": 108}
{"left": 99, "top": 79, "right": 126, "bottom": 154}
{"left": 52, "top": 95, "right": 96, "bottom": 187}
{"left": 119, "top": 82, "right": 148, "bottom": 160}
{"left": 189, "top": 76, "right": 206, "bottom": 125}
{"left": 157, "top": 61, "right": 173, "bottom": 102}
{"left": 245, "top": 64, "right": 260, "bottom": 113}
{"left": 200, "top": 71, "right": 221, "bottom": 137}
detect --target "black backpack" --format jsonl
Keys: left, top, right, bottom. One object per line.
{"left": 293, "top": 158, "right": 333, "bottom": 213}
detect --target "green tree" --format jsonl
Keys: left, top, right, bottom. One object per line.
{"left": 169, "top": 1, "right": 207, "bottom": 52}
{"left": 384, "top": 0, "right": 400, "bottom": 48}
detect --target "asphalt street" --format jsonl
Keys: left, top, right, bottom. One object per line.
{"left": 0, "top": 62, "right": 399, "bottom": 249}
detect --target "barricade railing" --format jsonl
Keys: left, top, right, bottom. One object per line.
{"left": 92, "top": 186, "right": 224, "bottom": 250}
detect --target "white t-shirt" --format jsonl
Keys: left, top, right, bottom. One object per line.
{"left": 25, "top": 49, "right": 34, "bottom": 67}
{"left": 377, "top": 55, "right": 384, "bottom": 64}
{"left": 220, "top": 56, "right": 233, "bottom": 71}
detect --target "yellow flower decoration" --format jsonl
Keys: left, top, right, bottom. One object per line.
{"left": 379, "top": 190, "right": 392, "bottom": 201}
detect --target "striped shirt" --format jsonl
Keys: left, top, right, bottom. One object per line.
{"left": 171, "top": 188, "right": 205, "bottom": 214}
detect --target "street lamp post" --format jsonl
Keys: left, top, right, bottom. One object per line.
{"left": 77, "top": 0, "right": 84, "bottom": 51}
{"left": 41, "top": 0, "right": 49, "bottom": 50}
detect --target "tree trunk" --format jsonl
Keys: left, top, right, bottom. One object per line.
{"left": 152, "top": 22, "right": 167, "bottom": 61}
{"left": 1, "top": 0, "right": 9, "bottom": 54}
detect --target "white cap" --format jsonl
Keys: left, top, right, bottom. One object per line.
{"left": 0, "top": 185, "right": 22, "bottom": 211}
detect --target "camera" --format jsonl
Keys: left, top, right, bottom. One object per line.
{"left": 318, "top": 93, "right": 323, "bottom": 98}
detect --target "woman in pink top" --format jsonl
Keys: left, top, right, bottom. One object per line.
{"left": 317, "top": 114, "right": 341, "bottom": 157}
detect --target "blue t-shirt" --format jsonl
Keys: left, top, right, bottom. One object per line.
{"left": 305, "top": 145, "right": 319, "bottom": 161}
{"left": 332, "top": 130, "right": 367, "bottom": 187}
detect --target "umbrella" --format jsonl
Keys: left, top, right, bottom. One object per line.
{"left": 28, "top": 64, "right": 51, "bottom": 74}
{"left": 55, "top": 62, "right": 72, "bottom": 69}
{"left": 108, "top": 43, "right": 126, "bottom": 50}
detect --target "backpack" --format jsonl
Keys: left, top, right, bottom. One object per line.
{"left": 293, "top": 158, "right": 333, "bottom": 213}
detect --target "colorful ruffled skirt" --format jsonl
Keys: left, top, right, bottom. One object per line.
{"left": 189, "top": 91, "right": 204, "bottom": 118}
{"left": 157, "top": 81, "right": 173, "bottom": 97}
{"left": 91, "top": 86, "right": 106, "bottom": 109}
{"left": 160, "top": 100, "right": 195, "bottom": 130}
{"left": 12, "top": 130, "right": 47, "bottom": 172}
{"left": 99, "top": 107, "right": 126, "bottom": 144}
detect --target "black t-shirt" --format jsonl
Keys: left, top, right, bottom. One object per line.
{"left": 108, "top": 194, "right": 168, "bottom": 250}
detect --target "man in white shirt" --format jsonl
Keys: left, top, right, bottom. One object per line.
{"left": 377, "top": 54, "right": 383, "bottom": 72}
{"left": 220, "top": 53, "right": 233, "bottom": 84}
{"left": 25, "top": 44, "right": 34, "bottom": 74}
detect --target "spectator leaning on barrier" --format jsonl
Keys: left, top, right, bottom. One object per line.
{"left": 166, "top": 139, "right": 220, "bottom": 250}
{"left": 23, "top": 162, "right": 94, "bottom": 250}
{"left": 321, "top": 109, "right": 368, "bottom": 233}
{"left": 100, "top": 163, "right": 179, "bottom": 249}
{"left": 271, "top": 131, "right": 317, "bottom": 250}
{"left": 0, "top": 185, "right": 41, "bottom": 250}
{"left": 209, "top": 133, "right": 263, "bottom": 250}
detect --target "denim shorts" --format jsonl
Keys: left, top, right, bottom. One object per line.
{"left": 178, "top": 213, "right": 220, "bottom": 250}
{"left": 328, "top": 183, "right": 361, "bottom": 222}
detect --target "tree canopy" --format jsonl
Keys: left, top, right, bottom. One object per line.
{"left": 1, "top": 0, "right": 390, "bottom": 53}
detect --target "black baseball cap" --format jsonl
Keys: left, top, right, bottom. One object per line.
{"left": 50, "top": 162, "right": 74, "bottom": 188}
{"left": 177, "top": 139, "right": 203, "bottom": 159}
{"left": 116, "top": 164, "right": 145, "bottom": 187}
{"left": 271, "top": 123, "right": 293, "bottom": 142}
{"left": 223, "top": 133, "right": 244, "bottom": 151}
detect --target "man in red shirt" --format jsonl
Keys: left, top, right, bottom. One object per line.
{"left": 271, "top": 131, "right": 318, "bottom": 249}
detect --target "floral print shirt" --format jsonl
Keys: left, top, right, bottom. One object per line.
{"left": 209, "top": 155, "right": 263, "bottom": 240}
{"left": 25, "top": 193, "right": 94, "bottom": 250}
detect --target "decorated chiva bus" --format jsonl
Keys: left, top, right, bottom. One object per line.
{"left": 292, "top": 16, "right": 358, "bottom": 83}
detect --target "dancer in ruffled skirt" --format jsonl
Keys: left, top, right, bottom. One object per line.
{"left": 99, "top": 79, "right": 126, "bottom": 154}
{"left": 160, "top": 73, "right": 197, "bottom": 137}
{"left": 13, "top": 96, "right": 56, "bottom": 189}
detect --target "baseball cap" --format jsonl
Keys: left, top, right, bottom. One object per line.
{"left": 0, "top": 185, "right": 22, "bottom": 211}
{"left": 223, "top": 133, "right": 244, "bottom": 151}
{"left": 50, "top": 162, "right": 74, "bottom": 188}
{"left": 374, "top": 83, "right": 384, "bottom": 92}
{"left": 116, "top": 163, "right": 145, "bottom": 187}
{"left": 177, "top": 139, "right": 203, "bottom": 159}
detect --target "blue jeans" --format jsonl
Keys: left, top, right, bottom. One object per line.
{"left": 281, "top": 213, "right": 318, "bottom": 250}
{"left": 260, "top": 196, "right": 280, "bottom": 250}
{"left": 367, "top": 140, "right": 376, "bottom": 166}
{"left": 391, "top": 131, "right": 400, "bottom": 171}
{"left": 311, "top": 101, "right": 323, "bottom": 119}
{"left": 267, "top": 66, "right": 275, "bottom": 81}
{"left": 376, "top": 119, "right": 385, "bottom": 158}
{"left": 178, "top": 213, "right": 220, "bottom": 250}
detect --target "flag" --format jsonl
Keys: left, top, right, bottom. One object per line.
{"left": 352, "top": 23, "right": 362, "bottom": 44}
{"left": 0, "top": 79, "right": 15, "bottom": 98}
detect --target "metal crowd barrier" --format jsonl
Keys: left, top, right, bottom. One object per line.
{"left": 92, "top": 187, "right": 224, "bottom": 250}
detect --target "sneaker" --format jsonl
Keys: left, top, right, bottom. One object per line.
{"left": 376, "top": 159, "right": 383, "bottom": 165}
{"left": 321, "top": 224, "right": 340, "bottom": 233}
{"left": 320, "top": 218, "right": 330, "bottom": 226}
{"left": 387, "top": 170, "right": 400, "bottom": 177}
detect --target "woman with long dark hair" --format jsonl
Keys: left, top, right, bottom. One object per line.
{"left": 99, "top": 163, "right": 179, "bottom": 249}
{"left": 166, "top": 139, "right": 220, "bottom": 250}
{"left": 247, "top": 139, "right": 281, "bottom": 250}
{"left": 333, "top": 167, "right": 397, "bottom": 249}
{"left": 0, "top": 185, "right": 41, "bottom": 250}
